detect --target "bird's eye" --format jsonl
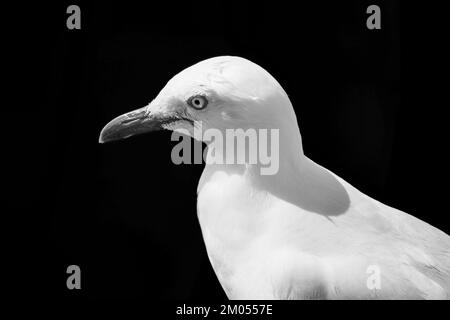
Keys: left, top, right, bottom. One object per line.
{"left": 187, "top": 95, "right": 208, "bottom": 110}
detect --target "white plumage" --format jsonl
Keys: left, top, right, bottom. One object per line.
{"left": 100, "top": 56, "right": 450, "bottom": 299}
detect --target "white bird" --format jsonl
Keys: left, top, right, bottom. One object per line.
{"left": 99, "top": 56, "right": 450, "bottom": 299}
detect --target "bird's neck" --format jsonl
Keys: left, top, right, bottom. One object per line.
{"left": 199, "top": 124, "right": 350, "bottom": 217}
{"left": 200, "top": 122, "right": 305, "bottom": 192}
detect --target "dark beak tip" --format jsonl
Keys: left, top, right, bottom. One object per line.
{"left": 98, "top": 127, "right": 109, "bottom": 144}
{"left": 98, "top": 119, "right": 121, "bottom": 144}
{"left": 98, "top": 106, "right": 163, "bottom": 144}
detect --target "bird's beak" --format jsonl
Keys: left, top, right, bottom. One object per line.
{"left": 99, "top": 105, "right": 164, "bottom": 143}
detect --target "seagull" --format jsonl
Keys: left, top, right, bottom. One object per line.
{"left": 99, "top": 56, "right": 450, "bottom": 299}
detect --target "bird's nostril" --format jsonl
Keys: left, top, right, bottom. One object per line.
{"left": 119, "top": 110, "right": 149, "bottom": 125}
{"left": 121, "top": 117, "right": 141, "bottom": 125}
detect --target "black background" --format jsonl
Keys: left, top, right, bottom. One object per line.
{"left": 5, "top": 0, "right": 449, "bottom": 305}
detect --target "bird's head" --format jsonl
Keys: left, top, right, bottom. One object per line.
{"left": 99, "top": 56, "right": 302, "bottom": 154}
